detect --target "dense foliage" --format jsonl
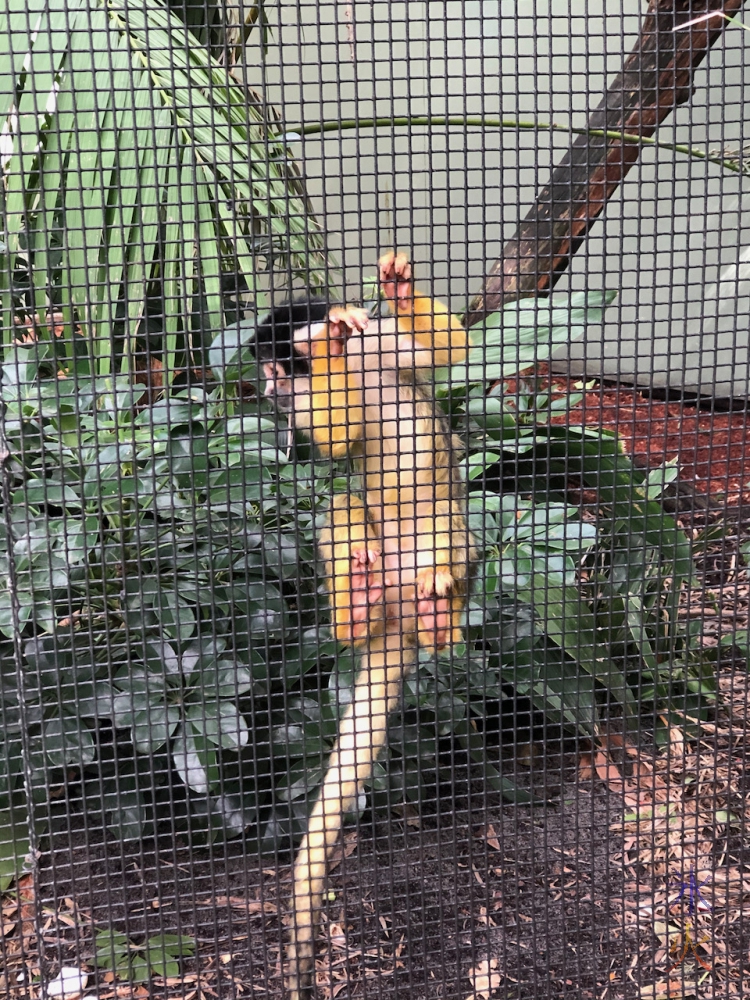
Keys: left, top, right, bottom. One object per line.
{"left": 0, "top": 292, "right": 715, "bottom": 882}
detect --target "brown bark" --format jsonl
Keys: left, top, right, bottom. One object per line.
{"left": 465, "top": 0, "right": 747, "bottom": 329}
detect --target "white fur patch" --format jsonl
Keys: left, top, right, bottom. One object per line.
{"left": 293, "top": 321, "right": 326, "bottom": 344}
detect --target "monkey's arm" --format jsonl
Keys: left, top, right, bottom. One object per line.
{"left": 378, "top": 251, "right": 470, "bottom": 369}
{"left": 308, "top": 307, "right": 368, "bottom": 460}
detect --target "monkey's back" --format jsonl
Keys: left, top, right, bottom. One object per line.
{"left": 358, "top": 364, "right": 471, "bottom": 616}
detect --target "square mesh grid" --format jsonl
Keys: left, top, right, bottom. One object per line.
{"left": 0, "top": 2, "right": 748, "bottom": 999}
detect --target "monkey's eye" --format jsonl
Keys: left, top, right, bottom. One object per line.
{"left": 263, "top": 361, "right": 284, "bottom": 381}
{"left": 263, "top": 361, "right": 294, "bottom": 401}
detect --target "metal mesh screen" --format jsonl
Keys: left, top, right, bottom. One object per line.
{"left": 1, "top": 2, "right": 749, "bottom": 999}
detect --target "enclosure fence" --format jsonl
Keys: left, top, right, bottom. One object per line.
{"left": 0, "top": 2, "right": 749, "bottom": 999}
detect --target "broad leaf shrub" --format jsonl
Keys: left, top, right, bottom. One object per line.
{"left": 0, "top": 0, "right": 333, "bottom": 864}
{"left": 93, "top": 928, "right": 195, "bottom": 983}
{"left": 0, "top": 293, "right": 714, "bottom": 853}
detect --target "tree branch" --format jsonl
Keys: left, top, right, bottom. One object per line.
{"left": 465, "top": 0, "right": 748, "bottom": 329}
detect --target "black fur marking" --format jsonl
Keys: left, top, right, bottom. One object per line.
{"left": 252, "top": 299, "right": 330, "bottom": 376}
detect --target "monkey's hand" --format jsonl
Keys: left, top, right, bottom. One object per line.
{"left": 335, "top": 546, "right": 384, "bottom": 644}
{"left": 326, "top": 306, "right": 370, "bottom": 357}
{"left": 378, "top": 251, "right": 413, "bottom": 310}
{"left": 415, "top": 566, "right": 454, "bottom": 651}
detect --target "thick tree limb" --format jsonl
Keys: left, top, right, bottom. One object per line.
{"left": 465, "top": 0, "right": 747, "bottom": 329}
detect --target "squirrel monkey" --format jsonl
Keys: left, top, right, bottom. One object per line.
{"left": 252, "top": 253, "right": 477, "bottom": 999}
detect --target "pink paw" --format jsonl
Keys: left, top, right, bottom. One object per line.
{"left": 415, "top": 567, "right": 454, "bottom": 650}
{"left": 335, "top": 548, "right": 383, "bottom": 643}
{"left": 327, "top": 307, "right": 369, "bottom": 356}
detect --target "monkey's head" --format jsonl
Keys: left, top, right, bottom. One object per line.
{"left": 251, "top": 300, "right": 329, "bottom": 414}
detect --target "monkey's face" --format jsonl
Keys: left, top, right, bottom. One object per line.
{"left": 263, "top": 361, "right": 310, "bottom": 413}
{"left": 252, "top": 302, "right": 328, "bottom": 426}
{"left": 262, "top": 360, "right": 295, "bottom": 410}
{"left": 260, "top": 352, "right": 313, "bottom": 429}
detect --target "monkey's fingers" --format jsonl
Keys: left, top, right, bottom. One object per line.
{"left": 377, "top": 251, "right": 412, "bottom": 308}
{"left": 328, "top": 307, "right": 369, "bottom": 355}
{"left": 337, "top": 306, "right": 369, "bottom": 331}
{"left": 339, "top": 548, "right": 384, "bottom": 643}
{"left": 415, "top": 567, "right": 455, "bottom": 650}
{"left": 416, "top": 566, "right": 454, "bottom": 599}
{"left": 351, "top": 547, "right": 384, "bottom": 603}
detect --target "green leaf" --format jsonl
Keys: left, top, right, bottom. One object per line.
{"left": 199, "top": 659, "right": 254, "bottom": 699}
{"left": 721, "top": 630, "right": 748, "bottom": 653}
{"left": 188, "top": 701, "right": 249, "bottom": 750}
{"left": 16, "top": 480, "right": 82, "bottom": 509}
{"left": 524, "top": 583, "right": 634, "bottom": 724}
{"left": 451, "top": 290, "right": 614, "bottom": 383}
{"left": 107, "top": 787, "right": 151, "bottom": 842}
{"left": 44, "top": 713, "right": 97, "bottom": 769}
{"left": 94, "top": 929, "right": 132, "bottom": 970}
{"left": 130, "top": 954, "right": 151, "bottom": 983}
{"left": 153, "top": 591, "right": 196, "bottom": 641}
{"left": 145, "top": 933, "right": 195, "bottom": 979}
{"left": 210, "top": 320, "right": 258, "bottom": 381}
{"left": 0, "top": 803, "right": 30, "bottom": 891}
{"left": 131, "top": 705, "right": 181, "bottom": 754}
{"left": 643, "top": 458, "right": 680, "bottom": 501}
{"left": 172, "top": 727, "right": 219, "bottom": 793}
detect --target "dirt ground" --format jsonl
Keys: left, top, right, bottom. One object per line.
{"left": 511, "top": 365, "right": 750, "bottom": 505}
{"left": 20, "top": 764, "right": 625, "bottom": 999}
{"left": 9, "top": 656, "right": 749, "bottom": 1000}
{"left": 2, "top": 377, "right": 749, "bottom": 1000}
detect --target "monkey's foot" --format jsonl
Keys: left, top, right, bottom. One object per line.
{"left": 335, "top": 547, "right": 383, "bottom": 643}
{"left": 378, "top": 251, "right": 413, "bottom": 310}
{"left": 327, "top": 306, "right": 370, "bottom": 356}
{"left": 415, "top": 566, "right": 454, "bottom": 650}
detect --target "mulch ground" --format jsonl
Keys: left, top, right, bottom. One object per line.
{"left": 512, "top": 365, "right": 750, "bottom": 506}
{"left": 2, "top": 374, "right": 749, "bottom": 1000}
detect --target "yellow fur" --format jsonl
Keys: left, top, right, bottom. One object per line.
{"left": 317, "top": 495, "right": 383, "bottom": 645}
{"left": 383, "top": 250, "right": 470, "bottom": 369}
{"left": 309, "top": 330, "right": 364, "bottom": 459}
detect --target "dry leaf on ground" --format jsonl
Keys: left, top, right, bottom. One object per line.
{"left": 466, "top": 957, "right": 501, "bottom": 999}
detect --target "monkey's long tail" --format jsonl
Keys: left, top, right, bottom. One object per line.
{"left": 287, "top": 631, "right": 416, "bottom": 1000}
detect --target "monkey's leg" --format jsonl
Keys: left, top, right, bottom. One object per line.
{"left": 287, "top": 633, "right": 416, "bottom": 1000}
{"left": 377, "top": 251, "right": 469, "bottom": 369}
{"left": 446, "top": 523, "right": 476, "bottom": 645}
{"left": 415, "top": 567, "right": 454, "bottom": 651}
{"left": 318, "top": 494, "right": 385, "bottom": 645}
{"left": 309, "top": 307, "right": 368, "bottom": 460}
{"left": 413, "top": 506, "right": 460, "bottom": 651}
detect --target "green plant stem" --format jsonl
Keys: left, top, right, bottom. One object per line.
{"left": 285, "top": 115, "right": 745, "bottom": 175}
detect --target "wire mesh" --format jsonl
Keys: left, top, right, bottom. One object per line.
{"left": 0, "top": 1, "right": 749, "bottom": 998}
